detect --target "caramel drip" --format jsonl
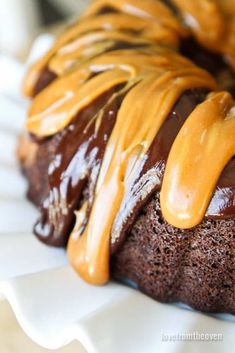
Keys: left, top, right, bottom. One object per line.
{"left": 173, "top": 0, "right": 225, "bottom": 44}
{"left": 67, "top": 65, "right": 215, "bottom": 284}
{"left": 23, "top": 1, "right": 185, "bottom": 97}
{"left": 23, "top": 0, "right": 235, "bottom": 98}
{"left": 26, "top": 48, "right": 215, "bottom": 137}
{"left": 161, "top": 91, "right": 235, "bottom": 229}
{"left": 27, "top": 68, "right": 130, "bottom": 136}
{"left": 49, "top": 26, "right": 178, "bottom": 76}
{"left": 172, "top": 0, "right": 235, "bottom": 69}
{"left": 82, "top": 0, "right": 185, "bottom": 34}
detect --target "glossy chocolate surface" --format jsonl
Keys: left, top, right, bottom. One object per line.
{"left": 34, "top": 86, "right": 125, "bottom": 246}
{"left": 33, "top": 87, "right": 235, "bottom": 249}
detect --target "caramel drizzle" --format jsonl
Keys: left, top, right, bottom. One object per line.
{"left": 173, "top": 0, "right": 235, "bottom": 70}
{"left": 23, "top": 0, "right": 235, "bottom": 285}
{"left": 23, "top": 0, "right": 235, "bottom": 98}
{"left": 161, "top": 91, "right": 235, "bottom": 228}
{"left": 81, "top": 0, "right": 185, "bottom": 34}
{"left": 23, "top": 0, "right": 185, "bottom": 97}
{"left": 27, "top": 47, "right": 213, "bottom": 136}
{"left": 67, "top": 62, "right": 215, "bottom": 284}
{"left": 173, "top": 0, "right": 225, "bottom": 45}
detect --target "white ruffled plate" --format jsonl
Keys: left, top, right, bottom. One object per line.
{"left": 0, "top": 37, "right": 234, "bottom": 353}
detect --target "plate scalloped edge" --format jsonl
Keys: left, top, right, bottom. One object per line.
{"left": 0, "top": 267, "right": 235, "bottom": 353}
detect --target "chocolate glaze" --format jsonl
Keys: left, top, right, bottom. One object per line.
{"left": 33, "top": 86, "right": 235, "bottom": 249}
{"left": 111, "top": 89, "right": 235, "bottom": 251}
{"left": 161, "top": 0, "right": 179, "bottom": 15}
{"left": 180, "top": 38, "right": 235, "bottom": 97}
{"left": 34, "top": 85, "right": 126, "bottom": 246}
{"left": 32, "top": 42, "right": 148, "bottom": 97}
{"left": 33, "top": 68, "right": 57, "bottom": 97}
{"left": 32, "top": 39, "right": 235, "bottom": 100}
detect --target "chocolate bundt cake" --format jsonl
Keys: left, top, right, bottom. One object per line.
{"left": 19, "top": 0, "right": 235, "bottom": 314}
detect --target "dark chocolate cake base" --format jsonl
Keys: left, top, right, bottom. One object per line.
{"left": 111, "top": 192, "right": 235, "bottom": 314}
{"left": 19, "top": 135, "right": 235, "bottom": 314}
